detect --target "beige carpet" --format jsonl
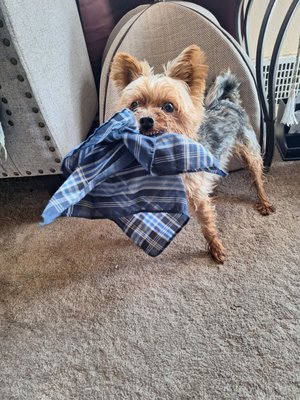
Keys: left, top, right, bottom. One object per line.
{"left": 1, "top": 154, "right": 300, "bottom": 399}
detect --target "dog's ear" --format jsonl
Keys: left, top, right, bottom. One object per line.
{"left": 165, "top": 45, "right": 208, "bottom": 99}
{"left": 110, "top": 53, "right": 152, "bottom": 91}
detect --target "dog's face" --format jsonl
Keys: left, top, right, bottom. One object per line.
{"left": 110, "top": 45, "right": 208, "bottom": 139}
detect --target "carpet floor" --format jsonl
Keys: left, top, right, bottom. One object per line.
{"left": 1, "top": 155, "right": 300, "bottom": 400}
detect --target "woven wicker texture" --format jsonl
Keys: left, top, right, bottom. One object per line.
{"left": 102, "top": 5, "right": 150, "bottom": 64}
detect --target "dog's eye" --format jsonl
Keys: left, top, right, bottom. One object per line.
{"left": 130, "top": 101, "right": 139, "bottom": 110}
{"left": 162, "top": 102, "right": 174, "bottom": 113}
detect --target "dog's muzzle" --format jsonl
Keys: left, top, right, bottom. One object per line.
{"left": 139, "top": 117, "right": 154, "bottom": 132}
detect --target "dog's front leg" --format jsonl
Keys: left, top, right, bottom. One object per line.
{"left": 183, "top": 174, "right": 226, "bottom": 264}
{"left": 194, "top": 196, "right": 226, "bottom": 264}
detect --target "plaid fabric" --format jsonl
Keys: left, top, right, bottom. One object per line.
{"left": 41, "top": 109, "right": 227, "bottom": 256}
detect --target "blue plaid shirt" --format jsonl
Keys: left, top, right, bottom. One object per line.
{"left": 41, "top": 109, "right": 227, "bottom": 256}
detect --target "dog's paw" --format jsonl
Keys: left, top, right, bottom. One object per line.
{"left": 208, "top": 240, "right": 226, "bottom": 264}
{"left": 255, "top": 202, "right": 275, "bottom": 216}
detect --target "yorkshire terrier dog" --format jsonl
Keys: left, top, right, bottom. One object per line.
{"left": 110, "top": 44, "right": 274, "bottom": 263}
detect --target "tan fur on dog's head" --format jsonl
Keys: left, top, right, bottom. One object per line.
{"left": 110, "top": 45, "right": 208, "bottom": 139}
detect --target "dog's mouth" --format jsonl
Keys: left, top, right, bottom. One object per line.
{"left": 139, "top": 129, "right": 164, "bottom": 137}
{"left": 136, "top": 115, "right": 166, "bottom": 137}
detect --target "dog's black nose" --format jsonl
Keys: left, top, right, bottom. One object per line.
{"left": 140, "top": 117, "right": 154, "bottom": 131}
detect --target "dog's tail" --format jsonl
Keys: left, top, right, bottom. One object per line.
{"left": 205, "top": 70, "right": 241, "bottom": 108}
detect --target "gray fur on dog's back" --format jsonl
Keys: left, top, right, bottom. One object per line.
{"left": 198, "top": 71, "right": 260, "bottom": 166}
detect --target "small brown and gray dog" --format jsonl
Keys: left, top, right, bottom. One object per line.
{"left": 110, "top": 44, "right": 275, "bottom": 263}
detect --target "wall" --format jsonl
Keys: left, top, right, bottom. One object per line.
{"left": 247, "top": 0, "right": 300, "bottom": 60}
